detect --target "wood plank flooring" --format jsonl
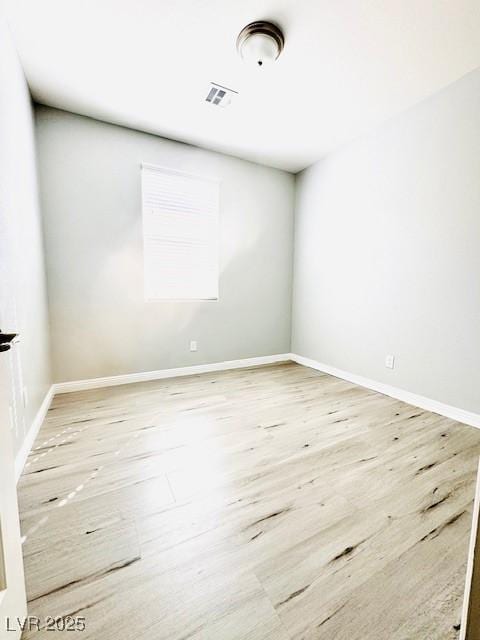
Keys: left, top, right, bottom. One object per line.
{"left": 17, "top": 363, "right": 480, "bottom": 639}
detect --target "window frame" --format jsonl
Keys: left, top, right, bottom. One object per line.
{"left": 141, "top": 162, "right": 220, "bottom": 302}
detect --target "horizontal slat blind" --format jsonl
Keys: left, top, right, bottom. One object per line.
{"left": 141, "top": 164, "right": 219, "bottom": 300}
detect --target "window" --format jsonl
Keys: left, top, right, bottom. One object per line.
{"left": 141, "top": 163, "right": 219, "bottom": 300}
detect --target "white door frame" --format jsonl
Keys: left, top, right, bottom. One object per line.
{"left": 460, "top": 458, "right": 480, "bottom": 639}
{"left": 0, "top": 340, "right": 27, "bottom": 639}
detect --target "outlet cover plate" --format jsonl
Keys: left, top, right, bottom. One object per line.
{"left": 385, "top": 354, "right": 395, "bottom": 369}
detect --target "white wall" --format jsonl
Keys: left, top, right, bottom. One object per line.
{"left": 35, "top": 107, "right": 295, "bottom": 383}
{"left": 292, "top": 68, "right": 480, "bottom": 414}
{"left": 0, "top": 17, "right": 51, "bottom": 455}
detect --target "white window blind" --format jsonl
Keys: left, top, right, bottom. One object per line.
{"left": 141, "top": 164, "right": 219, "bottom": 300}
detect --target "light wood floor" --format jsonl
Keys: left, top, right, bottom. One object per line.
{"left": 17, "top": 363, "right": 480, "bottom": 639}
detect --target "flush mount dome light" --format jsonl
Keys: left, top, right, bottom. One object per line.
{"left": 236, "top": 21, "right": 284, "bottom": 67}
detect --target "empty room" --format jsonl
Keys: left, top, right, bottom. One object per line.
{"left": 2, "top": 1, "right": 480, "bottom": 638}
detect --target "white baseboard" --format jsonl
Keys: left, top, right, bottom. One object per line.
{"left": 290, "top": 353, "right": 480, "bottom": 429}
{"left": 53, "top": 354, "right": 292, "bottom": 394}
{"left": 15, "top": 385, "right": 55, "bottom": 482}
{"left": 15, "top": 355, "right": 480, "bottom": 485}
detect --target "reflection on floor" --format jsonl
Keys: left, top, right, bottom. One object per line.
{"left": 18, "top": 362, "right": 480, "bottom": 639}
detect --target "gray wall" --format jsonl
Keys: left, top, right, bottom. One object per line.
{"left": 36, "top": 107, "right": 295, "bottom": 383}
{"left": 0, "top": 18, "right": 51, "bottom": 454}
{"left": 292, "top": 68, "right": 480, "bottom": 414}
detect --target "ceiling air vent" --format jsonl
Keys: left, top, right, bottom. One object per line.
{"left": 205, "top": 82, "right": 238, "bottom": 108}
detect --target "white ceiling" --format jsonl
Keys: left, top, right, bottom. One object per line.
{"left": 5, "top": 0, "right": 480, "bottom": 172}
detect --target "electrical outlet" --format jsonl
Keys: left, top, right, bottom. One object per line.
{"left": 385, "top": 354, "right": 395, "bottom": 369}
{"left": 190, "top": 341, "right": 197, "bottom": 352}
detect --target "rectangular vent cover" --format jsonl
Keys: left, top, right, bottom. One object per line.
{"left": 205, "top": 82, "right": 238, "bottom": 108}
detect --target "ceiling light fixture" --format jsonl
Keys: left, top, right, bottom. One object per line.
{"left": 236, "top": 21, "right": 284, "bottom": 67}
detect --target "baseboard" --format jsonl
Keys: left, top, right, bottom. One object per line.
{"left": 15, "top": 385, "right": 55, "bottom": 482}
{"left": 16, "top": 355, "right": 480, "bottom": 483}
{"left": 53, "top": 354, "right": 292, "bottom": 394}
{"left": 290, "top": 353, "right": 480, "bottom": 429}
{"left": 15, "top": 356, "right": 291, "bottom": 479}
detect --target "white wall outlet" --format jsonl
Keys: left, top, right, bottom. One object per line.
{"left": 385, "top": 354, "right": 395, "bottom": 369}
{"left": 190, "top": 340, "right": 197, "bottom": 352}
